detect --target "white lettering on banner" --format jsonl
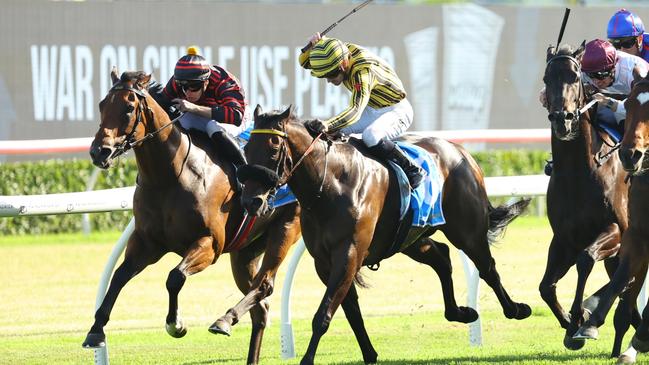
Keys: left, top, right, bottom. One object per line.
{"left": 31, "top": 45, "right": 94, "bottom": 122}
{"left": 442, "top": 4, "right": 503, "bottom": 137}
{"left": 28, "top": 44, "right": 394, "bottom": 123}
{"left": 31, "top": 45, "right": 57, "bottom": 121}
{"left": 56, "top": 46, "right": 75, "bottom": 121}
{"left": 75, "top": 46, "right": 94, "bottom": 121}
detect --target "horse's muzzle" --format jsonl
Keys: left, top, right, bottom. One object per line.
{"left": 241, "top": 195, "right": 268, "bottom": 217}
{"left": 619, "top": 146, "right": 645, "bottom": 173}
{"left": 89, "top": 144, "right": 115, "bottom": 169}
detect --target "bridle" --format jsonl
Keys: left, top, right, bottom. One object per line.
{"left": 102, "top": 84, "right": 183, "bottom": 163}
{"left": 246, "top": 123, "right": 330, "bottom": 202}
{"left": 545, "top": 54, "right": 596, "bottom": 122}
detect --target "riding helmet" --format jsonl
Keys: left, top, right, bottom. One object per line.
{"left": 607, "top": 9, "right": 645, "bottom": 38}
{"left": 174, "top": 46, "right": 211, "bottom": 81}
{"left": 582, "top": 39, "right": 618, "bottom": 72}
{"left": 308, "top": 38, "right": 349, "bottom": 78}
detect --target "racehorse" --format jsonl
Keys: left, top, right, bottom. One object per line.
{"left": 84, "top": 69, "right": 302, "bottom": 365}
{"left": 581, "top": 75, "right": 649, "bottom": 365}
{"left": 540, "top": 43, "right": 639, "bottom": 357}
{"left": 239, "top": 104, "right": 532, "bottom": 365}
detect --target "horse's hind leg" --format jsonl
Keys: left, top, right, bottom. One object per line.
{"left": 165, "top": 236, "right": 215, "bottom": 338}
{"left": 211, "top": 205, "right": 301, "bottom": 338}
{"left": 443, "top": 226, "right": 531, "bottom": 321}
{"left": 341, "top": 284, "right": 378, "bottom": 364}
{"left": 402, "top": 237, "right": 478, "bottom": 323}
{"left": 83, "top": 234, "right": 164, "bottom": 348}
{"left": 215, "top": 245, "right": 269, "bottom": 365}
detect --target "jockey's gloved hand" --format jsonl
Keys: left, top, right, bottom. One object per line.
{"left": 167, "top": 105, "right": 182, "bottom": 120}
{"left": 304, "top": 119, "right": 328, "bottom": 138}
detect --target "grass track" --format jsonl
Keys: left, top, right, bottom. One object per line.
{"left": 0, "top": 215, "right": 639, "bottom": 364}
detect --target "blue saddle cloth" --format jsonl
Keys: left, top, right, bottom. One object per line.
{"left": 597, "top": 121, "right": 623, "bottom": 144}
{"left": 237, "top": 127, "right": 296, "bottom": 209}
{"left": 392, "top": 142, "right": 446, "bottom": 228}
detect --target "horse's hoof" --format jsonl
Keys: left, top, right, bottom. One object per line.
{"left": 617, "top": 354, "right": 636, "bottom": 364}
{"left": 446, "top": 306, "right": 479, "bottom": 323}
{"left": 573, "top": 325, "right": 598, "bottom": 340}
{"left": 208, "top": 319, "right": 231, "bottom": 336}
{"left": 165, "top": 320, "right": 187, "bottom": 338}
{"left": 82, "top": 332, "right": 106, "bottom": 349}
{"left": 505, "top": 303, "right": 532, "bottom": 320}
{"left": 563, "top": 334, "right": 586, "bottom": 350}
{"left": 632, "top": 334, "right": 649, "bottom": 353}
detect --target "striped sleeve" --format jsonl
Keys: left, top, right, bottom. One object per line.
{"left": 299, "top": 48, "right": 312, "bottom": 70}
{"left": 326, "top": 68, "right": 374, "bottom": 131}
{"left": 210, "top": 70, "right": 246, "bottom": 126}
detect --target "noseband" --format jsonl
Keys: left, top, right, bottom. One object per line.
{"left": 240, "top": 125, "right": 329, "bottom": 200}
{"left": 545, "top": 54, "right": 596, "bottom": 120}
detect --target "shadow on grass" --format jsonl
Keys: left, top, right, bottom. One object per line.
{"left": 179, "top": 351, "right": 614, "bottom": 365}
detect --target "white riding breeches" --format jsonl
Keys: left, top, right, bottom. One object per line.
{"left": 179, "top": 112, "right": 247, "bottom": 137}
{"left": 340, "top": 98, "right": 413, "bottom": 147}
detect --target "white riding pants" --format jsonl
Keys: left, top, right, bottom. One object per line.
{"left": 179, "top": 112, "right": 247, "bottom": 137}
{"left": 340, "top": 98, "right": 413, "bottom": 147}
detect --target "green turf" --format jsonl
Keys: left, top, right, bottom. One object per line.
{"left": 0, "top": 214, "right": 641, "bottom": 364}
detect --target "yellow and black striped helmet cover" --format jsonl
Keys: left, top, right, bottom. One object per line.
{"left": 309, "top": 38, "right": 349, "bottom": 78}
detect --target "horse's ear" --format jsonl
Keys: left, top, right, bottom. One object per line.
{"left": 279, "top": 105, "right": 292, "bottom": 120}
{"left": 573, "top": 40, "right": 586, "bottom": 61}
{"left": 110, "top": 66, "right": 120, "bottom": 85}
{"left": 546, "top": 45, "right": 556, "bottom": 61}
{"left": 137, "top": 73, "right": 152, "bottom": 89}
{"left": 253, "top": 104, "right": 263, "bottom": 120}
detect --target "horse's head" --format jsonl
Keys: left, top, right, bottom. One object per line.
{"left": 238, "top": 104, "right": 297, "bottom": 216}
{"left": 544, "top": 42, "right": 587, "bottom": 141}
{"left": 89, "top": 68, "right": 152, "bottom": 169}
{"left": 619, "top": 76, "right": 649, "bottom": 174}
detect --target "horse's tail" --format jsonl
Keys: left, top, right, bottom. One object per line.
{"left": 354, "top": 271, "right": 371, "bottom": 289}
{"left": 486, "top": 197, "right": 532, "bottom": 245}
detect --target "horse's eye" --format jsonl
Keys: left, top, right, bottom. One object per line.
{"left": 126, "top": 104, "right": 135, "bottom": 113}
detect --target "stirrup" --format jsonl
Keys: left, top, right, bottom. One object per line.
{"left": 544, "top": 160, "right": 553, "bottom": 176}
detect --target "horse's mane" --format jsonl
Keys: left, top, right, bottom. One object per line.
{"left": 120, "top": 71, "right": 148, "bottom": 84}
{"left": 553, "top": 44, "right": 575, "bottom": 57}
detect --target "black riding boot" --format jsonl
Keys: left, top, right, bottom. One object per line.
{"left": 210, "top": 131, "right": 247, "bottom": 168}
{"left": 544, "top": 155, "right": 553, "bottom": 176}
{"left": 370, "top": 139, "right": 424, "bottom": 189}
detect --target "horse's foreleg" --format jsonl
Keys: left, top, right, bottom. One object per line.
{"left": 83, "top": 234, "right": 162, "bottom": 348}
{"left": 539, "top": 238, "right": 576, "bottom": 329}
{"left": 577, "top": 235, "right": 648, "bottom": 357}
{"left": 212, "top": 209, "right": 301, "bottom": 340}
{"left": 165, "top": 236, "right": 215, "bottom": 338}
{"left": 402, "top": 238, "right": 478, "bottom": 323}
{"left": 301, "top": 245, "right": 360, "bottom": 365}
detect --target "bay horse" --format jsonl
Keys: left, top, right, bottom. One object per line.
{"left": 239, "top": 104, "right": 531, "bottom": 365}
{"left": 84, "top": 70, "right": 302, "bottom": 365}
{"left": 581, "top": 76, "right": 649, "bottom": 365}
{"left": 540, "top": 43, "right": 639, "bottom": 357}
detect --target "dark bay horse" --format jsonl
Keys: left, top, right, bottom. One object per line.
{"left": 239, "top": 105, "right": 531, "bottom": 365}
{"left": 580, "top": 76, "right": 649, "bottom": 365}
{"left": 84, "top": 70, "right": 302, "bottom": 364}
{"left": 540, "top": 43, "right": 639, "bottom": 357}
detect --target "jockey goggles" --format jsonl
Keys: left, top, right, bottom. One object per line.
{"left": 609, "top": 37, "right": 637, "bottom": 50}
{"left": 176, "top": 79, "right": 204, "bottom": 93}
{"left": 586, "top": 69, "right": 614, "bottom": 80}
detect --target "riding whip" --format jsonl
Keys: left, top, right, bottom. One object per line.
{"left": 555, "top": 8, "right": 571, "bottom": 52}
{"left": 300, "top": 0, "right": 374, "bottom": 53}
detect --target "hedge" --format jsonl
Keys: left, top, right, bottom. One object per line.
{"left": 0, "top": 149, "right": 549, "bottom": 235}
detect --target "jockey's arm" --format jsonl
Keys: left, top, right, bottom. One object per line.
{"left": 326, "top": 68, "right": 374, "bottom": 131}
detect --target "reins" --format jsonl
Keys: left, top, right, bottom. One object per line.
{"left": 107, "top": 84, "right": 184, "bottom": 161}
{"left": 249, "top": 127, "right": 330, "bottom": 195}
